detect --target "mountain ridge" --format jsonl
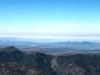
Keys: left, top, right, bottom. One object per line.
{"left": 1, "top": 46, "right": 100, "bottom": 75}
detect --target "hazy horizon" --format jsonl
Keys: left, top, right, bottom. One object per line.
{"left": 0, "top": 36, "right": 100, "bottom": 43}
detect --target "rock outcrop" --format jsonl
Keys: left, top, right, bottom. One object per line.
{"left": 0, "top": 62, "right": 51, "bottom": 75}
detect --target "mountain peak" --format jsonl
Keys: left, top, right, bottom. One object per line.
{"left": 0, "top": 46, "right": 19, "bottom": 52}
{"left": 6, "top": 46, "right": 16, "bottom": 49}
{"left": 32, "top": 51, "right": 39, "bottom": 54}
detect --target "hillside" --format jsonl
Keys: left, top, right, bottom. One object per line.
{"left": 20, "top": 51, "right": 57, "bottom": 75}
{"left": 0, "top": 46, "right": 52, "bottom": 75}
{"left": 51, "top": 54, "right": 100, "bottom": 75}
{"left": 1, "top": 46, "right": 100, "bottom": 75}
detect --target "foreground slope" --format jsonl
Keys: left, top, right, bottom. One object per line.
{"left": 0, "top": 62, "right": 51, "bottom": 75}
{"left": 51, "top": 54, "right": 100, "bottom": 75}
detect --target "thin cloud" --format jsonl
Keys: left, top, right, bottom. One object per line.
{"left": 60, "top": 24, "right": 79, "bottom": 26}
{"left": 1, "top": 32, "right": 100, "bottom": 37}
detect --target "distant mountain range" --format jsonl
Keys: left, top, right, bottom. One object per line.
{"left": 0, "top": 37, "right": 100, "bottom": 51}
{"left": 1, "top": 46, "right": 100, "bottom": 75}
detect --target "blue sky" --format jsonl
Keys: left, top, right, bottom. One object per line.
{"left": 0, "top": 0, "right": 100, "bottom": 39}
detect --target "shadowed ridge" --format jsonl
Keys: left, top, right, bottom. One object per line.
{"left": 0, "top": 46, "right": 20, "bottom": 52}
{"left": 20, "top": 51, "right": 57, "bottom": 75}
{"left": 0, "top": 46, "right": 25, "bottom": 63}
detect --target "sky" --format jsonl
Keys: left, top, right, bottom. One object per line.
{"left": 0, "top": 0, "right": 100, "bottom": 39}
